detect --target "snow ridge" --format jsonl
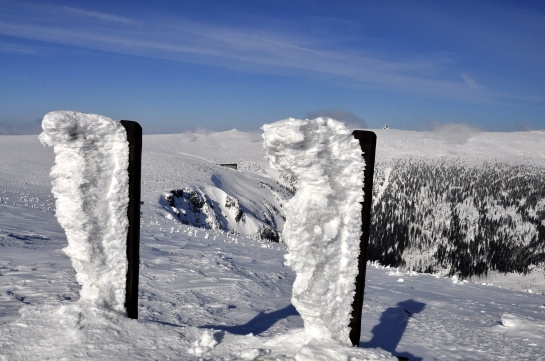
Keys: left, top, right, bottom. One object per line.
{"left": 263, "top": 117, "right": 365, "bottom": 344}
{"left": 39, "top": 111, "right": 129, "bottom": 312}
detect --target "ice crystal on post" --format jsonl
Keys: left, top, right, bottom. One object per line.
{"left": 40, "top": 111, "right": 129, "bottom": 312}
{"left": 262, "top": 117, "right": 365, "bottom": 344}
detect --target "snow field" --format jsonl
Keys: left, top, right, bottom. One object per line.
{"left": 2, "top": 114, "right": 393, "bottom": 360}
{"left": 1, "top": 120, "right": 545, "bottom": 360}
{"left": 3, "top": 206, "right": 544, "bottom": 360}
{"left": 0, "top": 202, "right": 394, "bottom": 360}
{"left": 364, "top": 262, "right": 545, "bottom": 360}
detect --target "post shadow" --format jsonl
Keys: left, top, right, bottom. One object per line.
{"left": 360, "top": 299, "right": 426, "bottom": 361}
{"left": 201, "top": 304, "right": 299, "bottom": 335}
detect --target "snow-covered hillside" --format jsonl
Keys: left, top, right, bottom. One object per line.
{"left": 370, "top": 130, "right": 545, "bottom": 286}
{"left": 137, "top": 128, "right": 545, "bottom": 285}
{"left": 2, "top": 127, "right": 544, "bottom": 284}
{"left": 1, "top": 125, "right": 545, "bottom": 360}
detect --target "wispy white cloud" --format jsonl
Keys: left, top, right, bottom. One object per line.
{"left": 60, "top": 7, "right": 138, "bottom": 25}
{"left": 0, "top": 41, "right": 43, "bottom": 55}
{"left": 460, "top": 73, "right": 480, "bottom": 90}
{"left": 0, "top": 3, "right": 533, "bottom": 104}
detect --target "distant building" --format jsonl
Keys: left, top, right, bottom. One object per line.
{"left": 219, "top": 163, "right": 238, "bottom": 170}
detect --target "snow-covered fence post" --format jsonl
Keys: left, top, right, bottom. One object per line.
{"left": 263, "top": 118, "right": 366, "bottom": 347}
{"left": 40, "top": 111, "right": 133, "bottom": 315}
{"left": 40, "top": 112, "right": 141, "bottom": 319}
{"left": 349, "top": 130, "right": 377, "bottom": 346}
{"left": 120, "top": 120, "right": 142, "bottom": 320}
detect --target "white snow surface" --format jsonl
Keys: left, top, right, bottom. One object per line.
{"left": 38, "top": 111, "right": 129, "bottom": 312}
{"left": 1, "top": 122, "right": 545, "bottom": 360}
{"left": 372, "top": 128, "right": 545, "bottom": 166}
{"left": 262, "top": 118, "right": 365, "bottom": 344}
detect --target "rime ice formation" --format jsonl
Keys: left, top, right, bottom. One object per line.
{"left": 39, "top": 111, "right": 129, "bottom": 312}
{"left": 262, "top": 117, "right": 365, "bottom": 344}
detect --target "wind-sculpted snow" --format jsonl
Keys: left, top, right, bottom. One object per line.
{"left": 263, "top": 117, "right": 365, "bottom": 344}
{"left": 39, "top": 111, "right": 129, "bottom": 312}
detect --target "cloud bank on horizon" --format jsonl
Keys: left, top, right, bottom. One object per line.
{"left": 0, "top": 0, "right": 544, "bottom": 133}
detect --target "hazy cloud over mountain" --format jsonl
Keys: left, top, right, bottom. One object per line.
{"left": 0, "top": 120, "right": 42, "bottom": 135}
{"left": 430, "top": 121, "right": 480, "bottom": 144}
{"left": 306, "top": 109, "right": 368, "bottom": 130}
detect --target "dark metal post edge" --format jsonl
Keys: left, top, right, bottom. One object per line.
{"left": 349, "top": 130, "right": 377, "bottom": 346}
{"left": 120, "top": 120, "right": 142, "bottom": 320}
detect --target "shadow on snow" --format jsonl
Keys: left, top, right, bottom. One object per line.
{"left": 200, "top": 299, "right": 425, "bottom": 361}
{"left": 201, "top": 304, "right": 299, "bottom": 336}
{"left": 360, "top": 299, "right": 426, "bottom": 361}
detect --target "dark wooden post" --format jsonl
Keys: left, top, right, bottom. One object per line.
{"left": 121, "top": 120, "right": 142, "bottom": 319}
{"left": 349, "top": 130, "right": 377, "bottom": 346}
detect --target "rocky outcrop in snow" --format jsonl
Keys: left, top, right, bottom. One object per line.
{"left": 162, "top": 185, "right": 283, "bottom": 242}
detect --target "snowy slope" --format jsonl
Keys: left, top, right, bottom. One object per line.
{"left": 370, "top": 131, "right": 545, "bottom": 282}
{"left": 372, "top": 129, "right": 545, "bottom": 166}
{"left": 2, "top": 128, "right": 544, "bottom": 284}
{"left": 1, "top": 202, "right": 545, "bottom": 360}
{"left": 1, "top": 128, "right": 545, "bottom": 360}
{"left": 141, "top": 130, "right": 290, "bottom": 242}
{"left": 141, "top": 128, "right": 545, "bottom": 282}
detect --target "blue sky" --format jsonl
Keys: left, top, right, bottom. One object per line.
{"left": 1, "top": 0, "right": 544, "bottom": 134}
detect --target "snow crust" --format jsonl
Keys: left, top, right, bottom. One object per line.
{"left": 39, "top": 111, "right": 129, "bottom": 312}
{"left": 262, "top": 117, "right": 365, "bottom": 344}
{"left": 2, "top": 127, "right": 545, "bottom": 360}
{"left": 491, "top": 313, "right": 545, "bottom": 341}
